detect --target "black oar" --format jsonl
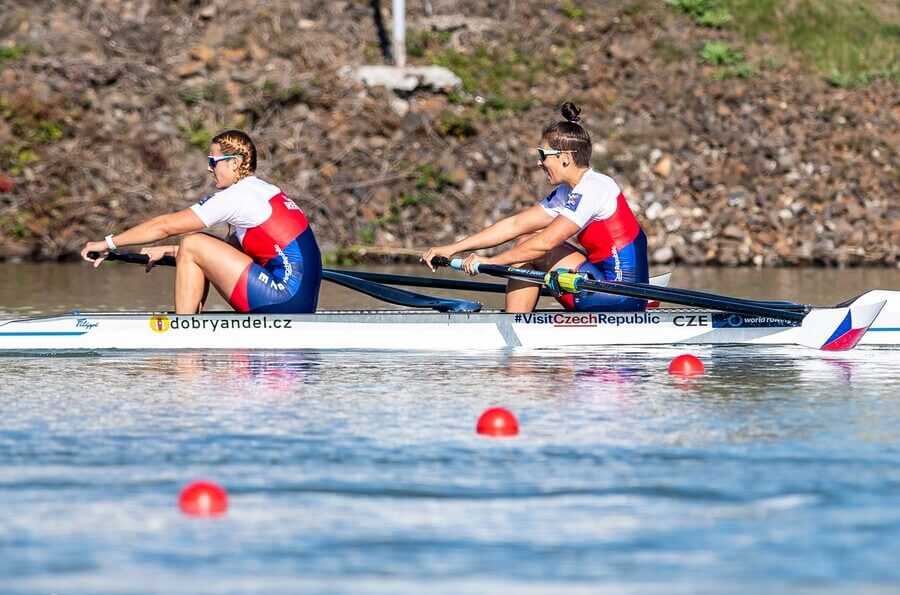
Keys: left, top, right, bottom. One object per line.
{"left": 87, "top": 252, "right": 482, "bottom": 313}
{"left": 606, "top": 280, "right": 807, "bottom": 312}
{"left": 339, "top": 270, "right": 673, "bottom": 296}
{"left": 433, "top": 257, "right": 809, "bottom": 323}
{"left": 339, "top": 270, "right": 513, "bottom": 295}
{"left": 321, "top": 270, "right": 481, "bottom": 312}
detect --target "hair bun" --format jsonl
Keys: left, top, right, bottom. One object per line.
{"left": 560, "top": 101, "right": 581, "bottom": 123}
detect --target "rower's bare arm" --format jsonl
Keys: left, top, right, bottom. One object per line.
{"left": 422, "top": 205, "right": 552, "bottom": 269}
{"left": 81, "top": 209, "right": 206, "bottom": 266}
{"left": 452, "top": 205, "right": 552, "bottom": 253}
{"left": 112, "top": 209, "right": 206, "bottom": 248}
{"left": 489, "top": 215, "right": 580, "bottom": 266}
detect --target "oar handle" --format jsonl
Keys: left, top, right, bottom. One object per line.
{"left": 433, "top": 257, "right": 482, "bottom": 274}
{"left": 87, "top": 251, "right": 177, "bottom": 267}
{"left": 448, "top": 258, "right": 472, "bottom": 272}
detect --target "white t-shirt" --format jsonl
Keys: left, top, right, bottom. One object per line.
{"left": 539, "top": 169, "right": 621, "bottom": 229}
{"left": 191, "top": 176, "right": 282, "bottom": 229}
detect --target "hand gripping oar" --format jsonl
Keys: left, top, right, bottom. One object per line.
{"left": 433, "top": 256, "right": 808, "bottom": 322}
{"left": 87, "top": 252, "right": 482, "bottom": 313}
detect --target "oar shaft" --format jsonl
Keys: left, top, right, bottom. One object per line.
{"left": 89, "top": 251, "right": 177, "bottom": 267}
{"left": 575, "top": 277, "right": 806, "bottom": 322}
{"left": 91, "top": 252, "right": 517, "bottom": 295}
{"left": 620, "top": 281, "right": 807, "bottom": 311}
{"left": 341, "top": 270, "right": 512, "bottom": 295}
{"left": 88, "top": 252, "right": 482, "bottom": 313}
{"left": 439, "top": 257, "right": 807, "bottom": 323}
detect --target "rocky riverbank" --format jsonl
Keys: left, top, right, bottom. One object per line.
{"left": 1, "top": 0, "right": 897, "bottom": 266}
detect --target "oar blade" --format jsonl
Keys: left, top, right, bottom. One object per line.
{"left": 322, "top": 270, "right": 482, "bottom": 313}
{"left": 796, "top": 300, "right": 886, "bottom": 351}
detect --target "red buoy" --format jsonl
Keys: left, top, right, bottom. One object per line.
{"left": 0, "top": 173, "right": 13, "bottom": 193}
{"left": 668, "top": 354, "right": 705, "bottom": 376}
{"left": 476, "top": 407, "right": 519, "bottom": 437}
{"left": 179, "top": 480, "right": 228, "bottom": 516}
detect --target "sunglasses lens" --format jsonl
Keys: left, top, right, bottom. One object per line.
{"left": 537, "top": 149, "right": 546, "bottom": 161}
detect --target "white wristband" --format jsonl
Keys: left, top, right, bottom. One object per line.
{"left": 105, "top": 234, "right": 117, "bottom": 251}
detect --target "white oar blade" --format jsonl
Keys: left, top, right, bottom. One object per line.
{"left": 649, "top": 272, "right": 671, "bottom": 287}
{"left": 797, "top": 300, "right": 886, "bottom": 351}
{"left": 646, "top": 272, "right": 671, "bottom": 308}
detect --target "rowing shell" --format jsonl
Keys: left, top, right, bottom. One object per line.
{"left": 0, "top": 290, "right": 895, "bottom": 351}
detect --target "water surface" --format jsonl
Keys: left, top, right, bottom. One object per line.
{"left": 1, "top": 264, "right": 899, "bottom": 593}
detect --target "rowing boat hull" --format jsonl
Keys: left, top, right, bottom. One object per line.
{"left": 1, "top": 291, "right": 896, "bottom": 350}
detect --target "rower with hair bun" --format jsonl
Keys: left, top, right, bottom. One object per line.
{"left": 80, "top": 129, "right": 322, "bottom": 314}
{"left": 422, "top": 101, "right": 649, "bottom": 313}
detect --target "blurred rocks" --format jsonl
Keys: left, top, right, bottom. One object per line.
{"left": 343, "top": 65, "right": 462, "bottom": 93}
{"left": 0, "top": 0, "right": 896, "bottom": 267}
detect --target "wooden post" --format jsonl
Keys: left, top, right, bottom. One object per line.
{"left": 392, "top": 0, "right": 406, "bottom": 68}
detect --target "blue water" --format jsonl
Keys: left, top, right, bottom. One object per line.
{"left": 2, "top": 345, "right": 900, "bottom": 593}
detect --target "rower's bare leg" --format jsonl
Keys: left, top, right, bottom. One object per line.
{"left": 503, "top": 241, "right": 586, "bottom": 313}
{"left": 542, "top": 246, "right": 587, "bottom": 274}
{"left": 504, "top": 278, "right": 542, "bottom": 313}
{"left": 197, "top": 280, "right": 210, "bottom": 313}
{"left": 175, "top": 234, "right": 253, "bottom": 314}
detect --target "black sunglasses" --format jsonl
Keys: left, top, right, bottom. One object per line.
{"left": 536, "top": 148, "right": 574, "bottom": 162}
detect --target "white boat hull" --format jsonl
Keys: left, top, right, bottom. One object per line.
{"left": 0, "top": 290, "right": 896, "bottom": 351}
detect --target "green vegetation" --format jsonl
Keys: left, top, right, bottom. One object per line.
{"left": 559, "top": 1, "right": 586, "bottom": 20}
{"left": 179, "top": 83, "right": 221, "bottom": 106}
{"left": 667, "top": 0, "right": 732, "bottom": 27}
{"left": 0, "top": 45, "right": 26, "bottom": 61}
{"left": 406, "top": 28, "right": 452, "bottom": 59}
{"left": 653, "top": 37, "right": 690, "bottom": 63}
{"left": 243, "top": 80, "right": 311, "bottom": 125}
{"left": 408, "top": 34, "right": 563, "bottom": 117}
{"left": 10, "top": 212, "right": 33, "bottom": 240}
{"left": 275, "top": 84, "right": 309, "bottom": 105}
{"left": 828, "top": 67, "right": 899, "bottom": 87}
{"left": 358, "top": 225, "right": 376, "bottom": 245}
{"left": 0, "top": 43, "right": 44, "bottom": 61}
{"left": 699, "top": 41, "right": 743, "bottom": 65}
{"left": 436, "top": 113, "right": 477, "bottom": 139}
{"left": 415, "top": 164, "right": 454, "bottom": 193}
{"left": 358, "top": 165, "right": 454, "bottom": 243}
{"left": 699, "top": 41, "right": 755, "bottom": 79}
{"left": 432, "top": 46, "right": 540, "bottom": 114}
{"left": 552, "top": 46, "right": 579, "bottom": 75}
{"left": 725, "top": 0, "right": 898, "bottom": 85}
{"left": 668, "top": 0, "right": 899, "bottom": 85}
{"left": 179, "top": 121, "right": 214, "bottom": 150}
{"left": 0, "top": 93, "right": 69, "bottom": 174}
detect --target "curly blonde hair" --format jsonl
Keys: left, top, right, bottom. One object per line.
{"left": 211, "top": 130, "right": 257, "bottom": 180}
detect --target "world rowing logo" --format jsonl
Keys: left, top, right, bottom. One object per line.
{"left": 149, "top": 315, "right": 170, "bottom": 333}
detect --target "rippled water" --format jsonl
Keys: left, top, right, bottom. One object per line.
{"left": 1, "top": 264, "right": 899, "bottom": 592}
{"left": 1, "top": 345, "right": 899, "bottom": 593}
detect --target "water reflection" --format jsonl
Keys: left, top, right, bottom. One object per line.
{"left": 165, "top": 351, "right": 322, "bottom": 393}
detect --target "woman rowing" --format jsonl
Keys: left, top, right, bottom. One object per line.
{"left": 80, "top": 129, "right": 322, "bottom": 314}
{"left": 422, "top": 102, "right": 649, "bottom": 313}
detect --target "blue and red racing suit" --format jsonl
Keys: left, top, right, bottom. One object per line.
{"left": 190, "top": 176, "right": 321, "bottom": 313}
{"left": 539, "top": 169, "right": 649, "bottom": 312}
